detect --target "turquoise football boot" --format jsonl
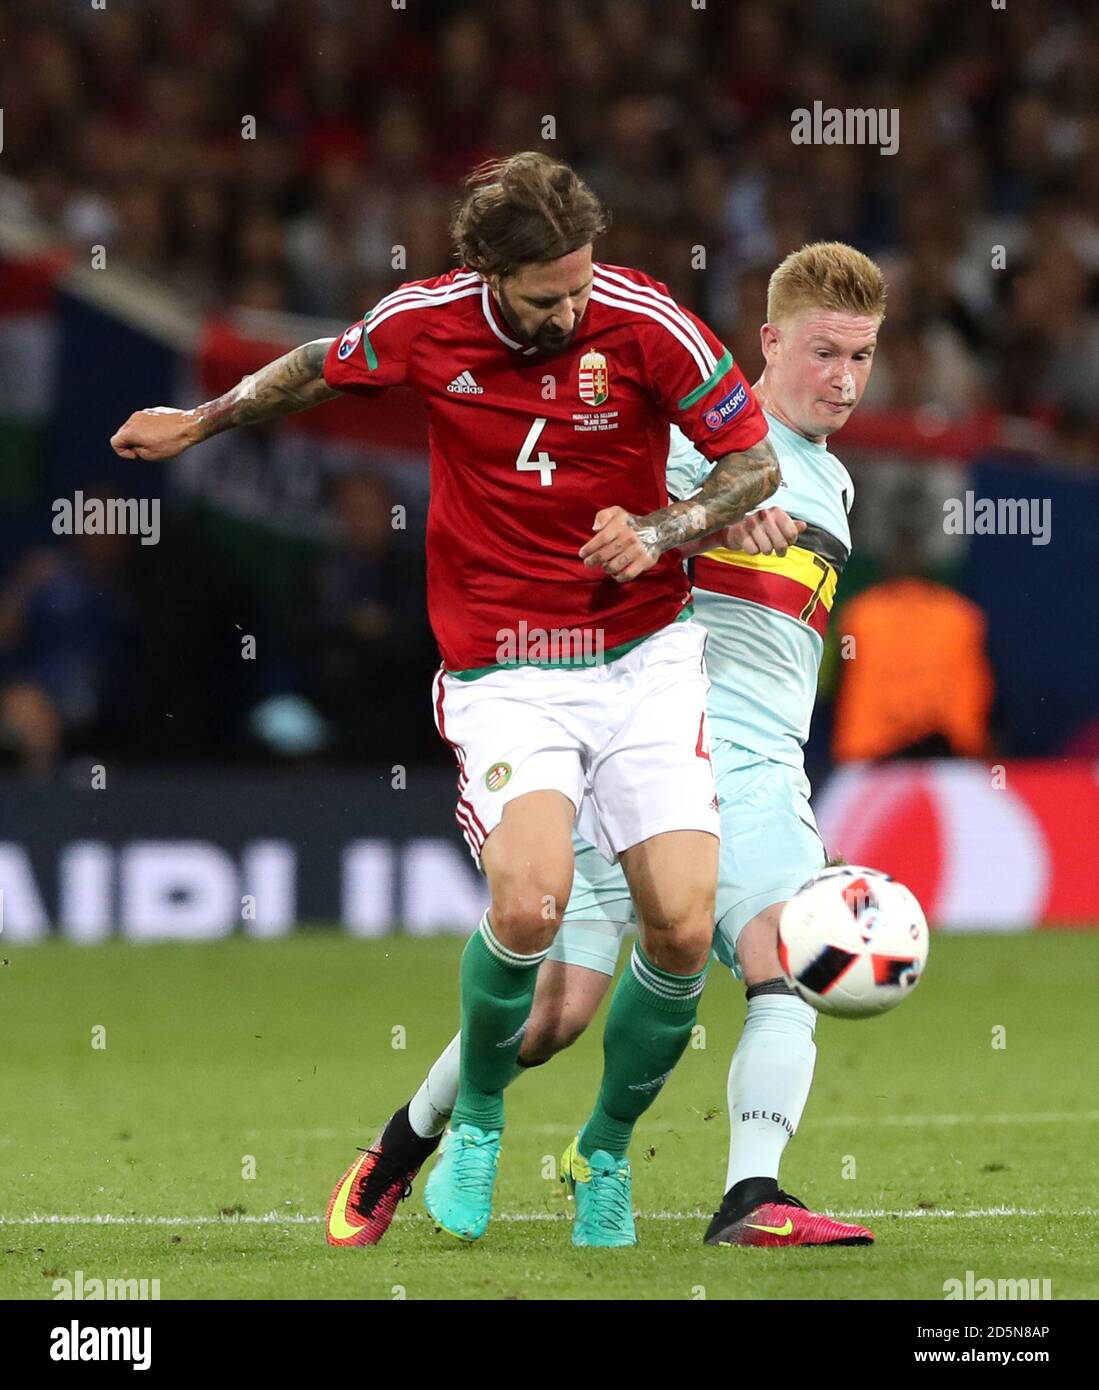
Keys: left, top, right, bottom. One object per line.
{"left": 424, "top": 1123, "right": 501, "bottom": 1242}
{"left": 561, "top": 1136, "right": 637, "bottom": 1248}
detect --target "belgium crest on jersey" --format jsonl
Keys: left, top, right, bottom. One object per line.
{"left": 578, "top": 350, "right": 610, "bottom": 406}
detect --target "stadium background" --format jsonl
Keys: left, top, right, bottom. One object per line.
{"left": 1, "top": 0, "right": 1098, "bottom": 938}
{"left": 2, "top": 0, "right": 1099, "bottom": 1312}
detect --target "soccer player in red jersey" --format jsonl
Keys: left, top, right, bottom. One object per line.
{"left": 111, "top": 152, "right": 781, "bottom": 1247}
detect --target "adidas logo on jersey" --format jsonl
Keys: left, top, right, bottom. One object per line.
{"left": 446, "top": 370, "right": 484, "bottom": 395}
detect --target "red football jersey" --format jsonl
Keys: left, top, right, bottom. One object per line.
{"left": 323, "top": 263, "right": 767, "bottom": 671}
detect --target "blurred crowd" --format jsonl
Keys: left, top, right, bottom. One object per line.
{"left": 0, "top": 473, "right": 434, "bottom": 770}
{"left": 2, "top": 0, "right": 1099, "bottom": 427}
{"left": 1, "top": 0, "right": 1098, "bottom": 772}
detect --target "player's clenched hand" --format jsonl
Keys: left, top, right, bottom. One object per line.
{"left": 110, "top": 406, "right": 202, "bottom": 461}
{"left": 579, "top": 506, "right": 660, "bottom": 582}
{"left": 726, "top": 507, "right": 805, "bottom": 557}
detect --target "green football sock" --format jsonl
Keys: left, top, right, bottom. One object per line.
{"left": 578, "top": 944, "right": 708, "bottom": 1159}
{"left": 451, "top": 913, "right": 548, "bottom": 1132}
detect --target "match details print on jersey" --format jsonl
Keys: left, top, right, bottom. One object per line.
{"left": 323, "top": 265, "right": 768, "bottom": 672}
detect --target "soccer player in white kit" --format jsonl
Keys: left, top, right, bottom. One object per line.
{"left": 354, "top": 242, "right": 888, "bottom": 1250}
{"left": 110, "top": 152, "right": 783, "bottom": 1249}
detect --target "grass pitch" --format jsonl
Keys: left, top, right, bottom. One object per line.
{"left": 1, "top": 931, "right": 1097, "bottom": 1300}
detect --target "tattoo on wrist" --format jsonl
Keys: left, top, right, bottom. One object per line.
{"left": 633, "top": 438, "right": 781, "bottom": 555}
{"left": 628, "top": 520, "right": 661, "bottom": 558}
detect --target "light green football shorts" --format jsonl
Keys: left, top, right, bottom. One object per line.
{"left": 553, "top": 739, "right": 827, "bottom": 979}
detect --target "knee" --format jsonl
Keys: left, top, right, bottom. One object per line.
{"left": 737, "top": 907, "right": 785, "bottom": 985}
{"left": 640, "top": 913, "right": 714, "bottom": 975}
{"left": 491, "top": 888, "right": 566, "bottom": 954}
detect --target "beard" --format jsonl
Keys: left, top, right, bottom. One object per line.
{"left": 531, "top": 324, "right": 575, "bottom": 354}
{"left": 497, "top": 289, "right": 578, "bottom": 354}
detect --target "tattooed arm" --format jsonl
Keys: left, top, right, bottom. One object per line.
{"left": 110, "top": 338, "right": 339, "bottom": 461}
{"left": 675, "top": 505, "right": 806, "bottom": 560}
{"left": 579, "top": 434, "right": 782, "bottom": 582}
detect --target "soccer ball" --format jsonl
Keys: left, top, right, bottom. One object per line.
{"left": 778, "top": 865, "right": 929, "bottom": 1018}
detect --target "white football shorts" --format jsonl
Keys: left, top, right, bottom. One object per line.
{"left": 432, "top": 616, "right": 718, "bottom": 865}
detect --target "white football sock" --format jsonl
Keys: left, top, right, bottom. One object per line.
{"left": 407, "top": 1031, "right": 460, "bottom": 1138}
{"left": 726, "top": 992, "right": 817, "bottom": 1193}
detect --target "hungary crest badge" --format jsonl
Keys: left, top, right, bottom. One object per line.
{"left": 578, "top": 350, "right": 610, "bottom": 406}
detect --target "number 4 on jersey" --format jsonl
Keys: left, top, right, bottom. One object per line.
{"left": 515, "top": 417, "right": 557, "bottom": 486}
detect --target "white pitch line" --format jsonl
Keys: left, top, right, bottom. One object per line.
{"left": 1, "top": 1207, "right": 1096, "bottom": 1227}
{"left": 162, "top": 1111, "right": 1099, "bottom": 1144}
{"left": 523, "top": 1113, "right": 1099, "bottom": 1135}
{"left": 807, "top": 1111, "right": 1099, "bottom": 1128}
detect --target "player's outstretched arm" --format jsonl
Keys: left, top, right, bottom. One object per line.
{"left": 110, "top": 337, "right": 339, "bottom": 461}
{"left": 580, "top": 436, "right": 782, "bottom": 582}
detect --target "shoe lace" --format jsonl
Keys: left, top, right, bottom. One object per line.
{"left": 589, "top": 1160, "right": 632, "bottom": 1230}
{"left": 774, "top": 1190, "right": 808, "bottom": 1212}
{"left": 451, "top": 1130, "right": 499, "bottom": 1203}
{"left": 353, "top": 1147, "right": 414, "bottom": 1217}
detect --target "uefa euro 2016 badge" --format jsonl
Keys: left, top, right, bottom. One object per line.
{"left": 337, "top": 323, "right": 364, "bottom": 360}
{"left": 578, "top": 350, "right": 610, "bottom": 406}
{"left": 485, "top": 762, "right": 512, "bottom": 792}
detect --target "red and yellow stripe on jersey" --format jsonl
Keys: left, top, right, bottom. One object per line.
{"left": 691, "top": 525, "right": 845, "bottom": 638}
